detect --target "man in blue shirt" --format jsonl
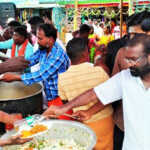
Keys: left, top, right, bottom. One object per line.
{"left": 1, "top": 24, "right": 70, "bottom": 102}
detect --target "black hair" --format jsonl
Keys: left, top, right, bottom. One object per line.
{"left": 21, "top": 24, "right": 27, "bottom": 30}
{"left": 8, "top": 20, "right": 21, "bottom": 27}
{"left": 111, "top": 19, "right": 117, "bottom": 24}
{"left": 106, "top": 35, "right": 129, "bottom": 73}
{"left": 126, "top": 33, "right": 150, "bottom": 55}
{"left": 141, "top": 18, "right": 150, "bottom": 32}
{"left": 79, "top": 24, "right": 91, "bottom": 34}
{"left": 38, "top": 23, "right": 57, "bottom": 41}
{"left": 90, "top": 26, "right": 94, "bottom": 34}
{"left": 106, "top": 25, "right": 111, "bottom": 34}
{"left": 99, "top": 22, "right": 104, "bottom": 27}
{"left": 84, "top": 16, "right": 88, "bottom": 21}
{"left": 14, "top": 25, "right": 28, "bottom": 39}
{"left": 127, "top": 10, "right": 150, "bottom": 28}
{"left": 43, "top": 11, "right": 51, "bottom": 20}
{"left": 66, "top": 38, "right": 88, "bottom": 63}
{"left": 28, "top": 16, "right": 44, "bottom": 26}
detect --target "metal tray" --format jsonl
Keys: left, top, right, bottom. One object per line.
{"left": 1, "top": 119, "right": 97, "bottom": 150}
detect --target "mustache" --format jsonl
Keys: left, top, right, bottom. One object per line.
{"left": 130, "top": 67, "right": 139, "bottom": 72}
{"left": 39, "top": 45, "right": 48, "bottom": 50}
{"left": 130, "top": 65, "right": 150, "bottom": 77}
{"left": 130, "top": 67, "right": 141, "bottom": 77}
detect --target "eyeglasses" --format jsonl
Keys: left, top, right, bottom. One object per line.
{"left": 124, "top": 55, "right": 146, "bottom": 64}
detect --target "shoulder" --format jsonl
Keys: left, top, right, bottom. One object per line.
{"left": 56, "top": 39, "right": 66, "bottom": 51}
{"left": 6, "top": 38, "right": 14, "bottom": 45}
{"left": 53, "top": 42, "right": 69, "bottom": 59}
{"left": 26, "top": 42, "right": 34, "bottom": 55}
{"left": 53, "top": 42, "right": 64, "bottom": 54}
{"left": 93, "top": 65, "right": 109, "bottom": 80}
{"left": 120, "top": 69, "right": 131, "bottom": 80}
{"left": 58, "top": 66, "right": 73, "bottom": 83}
{"left": 27, "top": 42, "right": 33, "bottom": 49}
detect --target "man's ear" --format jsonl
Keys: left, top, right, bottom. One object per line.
{"left": 48, "top": 37, "right": 55, "bottom": 44}
{"left": 148, "top": 54, "right": 150, "bottom": 63}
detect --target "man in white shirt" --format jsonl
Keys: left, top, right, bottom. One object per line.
{"left": 43, "top": 34, "right": 150, "bottom": 150}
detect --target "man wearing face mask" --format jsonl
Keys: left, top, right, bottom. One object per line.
{"left": 0, "top": 24, "right": 70, "bottom": 105}
{"left": 43, "top": 34, "right": 150, "bottom": 150}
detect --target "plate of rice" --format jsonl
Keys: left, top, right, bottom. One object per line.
{"left": 1, "top": 120, "right": 97, "bottom": 150}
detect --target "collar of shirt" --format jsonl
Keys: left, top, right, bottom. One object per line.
{"left": 136, "top": 77, "right": 150, "bottom": 91}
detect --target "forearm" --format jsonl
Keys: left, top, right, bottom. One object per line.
{"left": 0, "top": 60, "right": 13, "bottom": 74}
{"left": 22, "top": 66, "right": 56, "bottom": 85}
{"left": 12, "top": 74, "right": 21, "bottom": 81}
{"left": 0, "top": 111, "right": 10, "bottom": 124}
{"left": 0, "top": 63, "right": 7, "bottom": 74}
{"left": 62, "top": 89, "right": 98, "bottom": 111}
{"left": 86, "top": 101, "right": 105, "bottom": 116}
{"left": 0, "top": 139, "right": 11, "bottom": 147}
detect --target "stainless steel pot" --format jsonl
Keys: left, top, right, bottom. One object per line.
{"left": 0, "top": 81, "right": 43, "bottom": 115}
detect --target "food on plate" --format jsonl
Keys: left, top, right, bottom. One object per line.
{"left": 20, "top": 138, "right": 86, "bottom": 150}
{"left": 21, "top": 124, "right": 48, "bottom": 138}
{"left": 30, "top": 124, "right": 48, "bottom": 134}
{"left": 21, "top": 130, "right": 32, "bottom": 138}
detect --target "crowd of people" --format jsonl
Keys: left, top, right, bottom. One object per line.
{"left": 0, "top": 10, "right": 149, "bottom": 150}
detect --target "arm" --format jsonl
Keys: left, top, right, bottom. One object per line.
{"left": 0, "top": 139, "right": 11, "bottom": 146}
{"left": 43, "top": 89, "right": 101, "bottom": 116}
{"left": 43, "top": 72, "right": 123, "bottom": 116}
{"left": 0, "top": 56, "right": 30, "bottom": 74}
{"left": 0, "top": 51, "right": 41, "bottom": 81}
{"left": 0, "top": 111, "right": 12, "bottom": 124}
{"left": 62, "top": 89, "right": 99, "bottom": 111}
{"left": 0, "top": 63, "right": 9, "bottom": 74}
{"left": 0, "top": 135, "right": 32, "bottom": 147}
{"left": 73, "top": 101, "right": 105, "bottom": 121}
{"left": 1, "top": 51, "right": 69, "bottom": 84}
{"left": 0, "top": 111, "right": 21, "bottom": 124}
{"left": 85, "top": 101, "right": 105, "bottom": 117}
{"left": 21, "top": 53, "right": 67, "bottom": 85}
{"left": 0, "top": 39, "right": 13, "bottom": 50}
{"left": 0, "top": 73, "right": 21, "bottom": 82}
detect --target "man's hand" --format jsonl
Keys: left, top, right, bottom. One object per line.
{"left": 0, "top": 135, "right": 32, "bottom": 146}
{"left": 0, "top": 111, "right": 22, "bottom": 124}
{"left": 2, "top": 56, "right": 30, "bottom": 73}
{"left": 0, "top": 73, "right": 21, "bottom": 82}
{"left": 42, "top": 105, "right": 67, "bottom": 117}
{"left": 72, "top": 110, "right": 91, "bottom": 121}
{"left": 7, "top": 114, "right": 22, "bottom": 124}
{"left": 7, "top": 135, "right": 32, "bottom": 145}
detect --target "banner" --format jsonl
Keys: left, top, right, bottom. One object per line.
{"left": 57, "top": 0, "right": 129, "bottom": 5}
